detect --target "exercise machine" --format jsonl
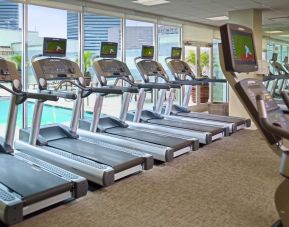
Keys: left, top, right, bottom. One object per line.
{"left": 128, "top": 45, "right": 226, "bottom": 144}
{"left": 220, "top": 23, "right": 289, "bottom": 227}
{"left": 0, "top": 57, "right": 87, "bottom": 225}
{"left": 15, "top": 38, "right": 153, "bottom": 187}
{"left": 164, "top": 47, "right": 251, "bottom": 133}
{"left": 79, "top": 42, "right": 198, "bottom": 162}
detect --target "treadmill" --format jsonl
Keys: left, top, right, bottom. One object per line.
{"left": 127, "top": 45, "right": 226, "bottom": 144}
{"left": 219, "top": 22, "right": 289, "bottom": 227}
{"left": 164, "top": 47, "right": 251, "bottom": 134}
{"left": 78, "top": 42, "right": 198, "bottom": 162}
{"left": 267, "top": 53, "right": 289, "bottom": 113}
{"left": 0, "top": 58, "right": 87, "bottom": 225}
{"left": 15, "top": 38, "right": 152, "bottom": 187}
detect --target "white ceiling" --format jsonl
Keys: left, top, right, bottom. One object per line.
{"left": 86, "top": 0, "right": 289, "bottom": 41}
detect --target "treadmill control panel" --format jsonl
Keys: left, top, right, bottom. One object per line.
{"left": 32, "top": 58, "right": 82, "bottom": 81}
{"left": 235, "top": 78, "right": 289, "bottom": 144}
{"left": 0, "top": 59, "right": 20, "bottom": 82}
{"left": 136, "top": 60, "right": 167, "bottom": 82}
{"left": 93, "top": 59, "right": 132, "bottom": 85}
{"left": 167, "top": 60, "right": 194, "bottom": 80}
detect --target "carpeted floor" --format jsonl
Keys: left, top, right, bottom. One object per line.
{"left": 14, "top": 129, "right": 283, "bottom": 227}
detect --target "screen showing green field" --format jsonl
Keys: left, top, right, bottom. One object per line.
{"left": 100, "top": 42, "right": 118, "bottom": 58}
{"left": 142, "top": 46, "right": 154, "bottom": 59}
{"left": 232, "top": 32, "right": 256, "bottom": 64}
{"left": 171, "top": 48, "right": 182, "bottom": 59}
{"left": 44, "top": 39, "right": 66, "bottom": 56}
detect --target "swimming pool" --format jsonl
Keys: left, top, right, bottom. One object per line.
{"left": 0, "top": 99, "right": 92, "bottom": 127}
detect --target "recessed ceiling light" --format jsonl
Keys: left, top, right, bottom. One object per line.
{"left": 279, "top": 34, "right": 289, "bottom": 37}
{"left": 265, "top": 30, "right": 284, "bottom": 34}
{"left": 132, "top": 0, "right": 170, "bottom": 6}
{"left": 206, "top": 16, "right": 229, "bottom": 21}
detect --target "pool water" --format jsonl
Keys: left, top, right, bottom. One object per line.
{"left": 0, "top": 100, "right": 92, "bottom": 127}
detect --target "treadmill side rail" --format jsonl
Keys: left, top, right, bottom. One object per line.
{"left": 14, "top": 141, "right": 115, "bottom": 186}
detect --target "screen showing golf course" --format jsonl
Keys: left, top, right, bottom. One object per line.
{"left": 43, "top": 38, "right": 66, "bottom": 57}
{"left": 100, "top": 42, "right": 118, "bottom": 58}
{"left": 231, "top": 31, "right": 256, "bottom": 65}
{"left": 171, "top": 47, "right": 182, "bottom": 59}
{"left": 142, "top": 46, "right": 154, "bottom": 59}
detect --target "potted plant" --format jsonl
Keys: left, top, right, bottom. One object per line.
{"left": 11, "top": 54, "right": 21, "bottom": 72}
{"left": 83, "top": 51, "right": 92, "bottom": 86}
{"left": 186, "top": 51, "right": 210, "bottom": 103}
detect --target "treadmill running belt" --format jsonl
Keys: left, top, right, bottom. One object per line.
{"left": 176, "top": 112, "right": 246, "bottom": 125}
{"left": 48, "top": 138, "right": 143, "bottom": 172}
{"left": 0, "top": 155, "right": 71, "bottom": 203}
{"left": 147, "top": 119, "right": 224, "bottom": 135}
{"left": 106, "top": 127, "right": 192, "bottom": 150}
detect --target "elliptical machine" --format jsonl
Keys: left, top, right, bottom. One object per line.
{"left": 220, "top": 23, "right": 289, "bottom": 227}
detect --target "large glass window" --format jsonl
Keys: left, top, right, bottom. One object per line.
{"left": 83, "top": 13, "right": 122, "bottom": 117}
{"left": 27, "top": 5, "right": 79, "bottom": 126}
{"left": 157, "top": 25, "right": 181, "bottom": 79}
{"left": 157, "top": 25, "right": 181, "bottom": 104}
{"left": 0, "top": 1, "right": 22, "bottom": 136}
{"left": 212, "top": 39, "right": 227, "bottom": 102}
{"left": 125, "top": 19, "right": 155, "bottom": 109}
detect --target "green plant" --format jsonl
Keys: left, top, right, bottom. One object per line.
{"left": 83, "top": 51, "right": 92, "bottom": 77}
{"left": 186, "top": 51, "right": 196, "bottom": 65}
{"left": 11, "top": 54, "right": 21, "bottom": 71}
{"left": 200, "top": 51, "right": 209, "bottom": 68}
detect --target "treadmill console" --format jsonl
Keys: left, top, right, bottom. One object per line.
{"left": 32, "top": 58, "right": 82, "bottom": 81}
{"left": 93, "top": 59, "right": 132, "bottom": 86}
{"left": 136, "top": 60, "right": 167, "bottom": 82}
{"left": 0, "top": 58, "right": 19, "bottom": 82}
{"left": 167, "top": 60, "right": 194, "bottom": 80}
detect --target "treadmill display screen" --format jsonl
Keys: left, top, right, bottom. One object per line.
{"left": 142, "top": 46, "right": 154, "bottom": 59}
{"left": 171, "top": 47, "right": 182, "bottom": 59}
{"left": 43, "top": 38, "right": 66, "bottom": 57}
{"left": 100, "top": 42, "right": 118, "bottom": 58}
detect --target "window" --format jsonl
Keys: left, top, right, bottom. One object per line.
{"left": 157, "top": 25, "right": 181, "bottom": 104}
{"left": 27, "top": 5, "right": 79, "bottom": 126}
{"left": 125, "top": 20, "right": 154, "bottom": 81}
{"left": 125, "top": 19, "right": 155, "bottom": 109}
{"left": 0, "top": 1, "right": 22, "bottom": 136}
{"left": 83, "top": 13, "right": 122, "bottom": 117}
{"left": 157, "top": 25, "right": 181, "bottom": 79}
{"left": 212, "top": 39, "right": 228, "bottom": 102}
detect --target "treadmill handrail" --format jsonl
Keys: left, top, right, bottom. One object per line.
{"left": 256, "top": 95, "right": 289, "bottom": 140}
{"left": 0, "top": 84, "right": 59, "bottom": 102}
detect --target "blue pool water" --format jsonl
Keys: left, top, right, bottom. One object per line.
{"left": 0, "top": 99, "right": 92, "bottom": 127}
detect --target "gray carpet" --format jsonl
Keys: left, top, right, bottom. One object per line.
{"left": 15, "top": 129, "right": 283, "bottom": 227}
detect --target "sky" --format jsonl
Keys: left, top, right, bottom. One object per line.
{"left": 14, "top": 3, "right": 155, "bottom": 40}
{"left": 27, "top": 5, "right": 68, "bottom": 38}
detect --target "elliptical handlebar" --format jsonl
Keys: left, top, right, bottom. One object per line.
{"left": 256, "top": 94, "right": 289, "bottom": 141}
{"left": 281, "top": 91, "right": 289, "bottom": 110}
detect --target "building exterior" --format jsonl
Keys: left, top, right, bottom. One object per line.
{"left": 67, "top": 12, "right": 121, "bottom": 53}
{"left": 0, "top": 2, "right": 19, "bottom": 30}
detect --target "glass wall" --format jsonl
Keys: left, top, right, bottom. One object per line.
{"left": 157, "top": 25, "right": 181, "bottom": 79}
{"left": 125, "top": 19, "right": 154, "bottom": 81}
{"left": 125, "top": 19, "right": 155, "bottom": 109}
{"left": 27, "top": 5, "right": 79, "bottom": 126}
{"left": 0, "top": 1, "right": 22, "bottom": 136}
{"left": 83, "top": 12, "right": 122, "bottom": 117}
